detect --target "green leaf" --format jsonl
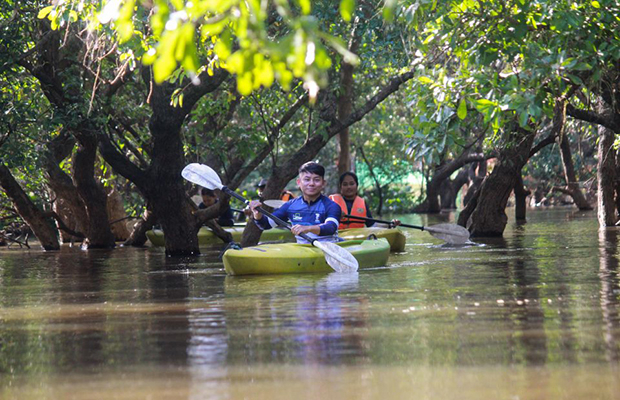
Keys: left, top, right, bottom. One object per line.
{"left": 475, "top": 99, "right": 498, "bottom": 123}
{"left": 116, "top": 20, "right": 134, "bottom": 43}
{"left": 274, "top": 62, "right": 293, "bottom": 90}
{"left": 574, "top": 62, "right": 592, "bottom": 71}
{"left": 214, "top": 30, "right": 232, "bottom": 60}
{"left": 591, "top": 1, "right": 601, "bottom": 8}
{"left": 170, "top": 0, "right": 184, "bottom": 11}
{"left": 153, "top": 30, "right": 180, "bottom": 82}
{"left": 37, "top": 6, "right": 54, "bottom": 19}
{"left": 297, "top": 0, "right": 311, "bottom": 15}
{"left": 254, "top": 60, "right": 274, "bottom": 88}
{"left": 382, "top": 0, "right": 396, "bottom": 22}
{"left": 457, "top": 99, "right": 467, "bottom": 120}
{"left": 201, "top": 17, "right": 229, "bottom": 38}
{"left": 154, "top": 54, "right": 178, "bottom": 83}
{"left": 340, "top": 0, "right": 355, "bottom": 22}
{"left": 181, "top": 42, "right": 199, "bottom": 73}
{"left": 143, "top": 48, "right": 157, "bottom": 65}
{"left": 226, "top": 51, "right": 245, "bottom": 74}
{"left": 518, "top": 110, "right": 529, "bottom": 127}
{"left": 237, "top": 71, "right": 253, "bottom": 95}
{"left": 314, "top": 45, "right": 332, "bottom": 69}
{"left": 491, "top": 114, "right": 501, "bottom": 133}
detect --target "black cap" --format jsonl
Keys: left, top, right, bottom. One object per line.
{"left": 256, "top": 179, "right": 267, "bottom": 188}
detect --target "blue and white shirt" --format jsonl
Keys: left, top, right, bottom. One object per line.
{"left": 254, "top": 194, "right": 341, "bottom": 243}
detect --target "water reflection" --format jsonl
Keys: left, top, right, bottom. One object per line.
{"left": 1, "top": 209, "right": 620, "bottom": 399}
{"left": 221, "top": 273, "right": 367, "bottom": 365}
{"left": 598, "top": 228, "right": 620, "bottom": 363}
{"left": 509, "top": 230, "right": 547, "bottom": 366}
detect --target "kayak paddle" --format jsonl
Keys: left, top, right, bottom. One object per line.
{"left": 344, "top": 214, "right": 470, "bottom": 244}
{"left": 182, "top": 163, "right": 359, "bottom": 273}
{"left": 263, "top": 199, "right": 287, "bottom": 208}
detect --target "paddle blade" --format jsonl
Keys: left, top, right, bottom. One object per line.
{"left": 263, "top": 199, "right": 286, "bottom": 209}
{"left": 181, "top": 163, "right": 223, "bottom": 190}
{"left": 312, "top": 241, "right": 359, "bottom": 273}
{"left": 425, "top": 223, "right": 470, "bottom": 244}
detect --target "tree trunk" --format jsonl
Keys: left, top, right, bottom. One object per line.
{"left": 241, "top": 221, "right": 263, "bottom": 247}
{"left": 559, "top": 132, "right": 592, "bottom": 210}
{"left": 0, "top": 165, "right": 60, "bottom": 250}
{"left": 440, "top": 168, "right": 470, "bottom": 209}
{"left": 124, "top": 207, "right": 155, "bottom": 247}
{"left": 336, "top": 16, "right": 361, "bottom": 177}
{"left": 23, "top": 26, "right": 114, "bottom": 248}
{"left": 98, "top": 69, "right": 230, "bottom": 255}
{"left": 43, "top": 133, "right": 88, "bottom": 243}
{"left": 514, "top": 173, "right": 530, "bottom": 221}
{"left": 414, "top": 152, "right": 488, "bottom": 213}
{"left": 556, "top": 99, "right": 592, "bottom": 210}
{"left": 464, "top": 147, "right": 488, "bottom": 207}
{"left": 614, "top": 150, "right": 620, "bottom": 216}
{"left": 337, "top": 63, "right": 354, "bottom": 176}
{"left": 467, "top": 125, "right": 536, "bottom": 237}
{"left": 106, "top": 187, "right": 131, "bottom": 241}
{"left": 146, "top": 85, "right": 200, "bottom": 255}
{"left": 425, "top": 178, "right": 442, "bottom": 213}
{"left": 72, "top": 133, "right": 116, "bottom": 249}
{"left": 458, "top": 181, "right": 481, "bottom": 227}
{"left": 597, "top": 115, "right": 617, "bottom": 226}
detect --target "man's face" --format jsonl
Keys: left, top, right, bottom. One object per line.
{"left": 297, "top": 172, "right": 325, "bottom": 198}
{"left": 257, "top": 186, "right": 265, "bottom": 197}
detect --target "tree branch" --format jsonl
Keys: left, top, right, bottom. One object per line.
{"left": 566, "top": 103, "right": 620, "bottom": 132}
{"left": 98, "top": 134, "right": 148, "bottom": 192}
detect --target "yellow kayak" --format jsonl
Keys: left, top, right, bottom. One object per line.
{"left": 339, "top": 227, "right": 406, "bottom": 252}
{"left": 147, "top": 226, "right": 405, "bottom": 252}
{"left": 223, "top": 238, "right": 391, "bottom": 275}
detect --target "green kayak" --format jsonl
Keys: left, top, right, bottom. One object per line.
{"left": 223, "top": 238, "right": 391, "bottom": 275}
{"left": 340, "top": 227, "right": 406, "bottom": 252}
{"left": 146, "top": 225, "right": 293, "bottom": 247}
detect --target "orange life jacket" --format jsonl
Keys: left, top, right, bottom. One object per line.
{"left": 280, "top": 190, "right": 295, "bottom": 201}
{"left": 329, "top": 194, "right": 367, "bottom": 229}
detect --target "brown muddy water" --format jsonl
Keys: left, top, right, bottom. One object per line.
{"left": 0, "top": 208, "right": 619, "bottom": 399}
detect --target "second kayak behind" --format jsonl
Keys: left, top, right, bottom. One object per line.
{"left": 146, "top": 226, "right": 406, "bottom": 252}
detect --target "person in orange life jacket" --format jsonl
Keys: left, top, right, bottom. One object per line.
{"left": 249, "top": 162, "right": 341, "bottom": 243}
{"left": 329, "top": 172, "right": 401, "bottom": 229}
{"left": 199, "top": 188, "right": 235, "bottom": 227}
{"left": 256, "top": 178, "right": 296, "bottom": 201}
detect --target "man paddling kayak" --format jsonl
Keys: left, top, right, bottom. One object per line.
{"left": 249, "top": 162, "right": 341, "bottom": 244}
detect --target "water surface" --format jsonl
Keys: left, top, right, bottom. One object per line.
{"left": 1, "top": 208, "right": 619, "bottom": 399}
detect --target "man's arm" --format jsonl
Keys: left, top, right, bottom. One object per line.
{"left": 317, "top": 200, "right": 341, "bottom": 236}
{"left": 252, "top": 201, "right": 290, "bottom": 230}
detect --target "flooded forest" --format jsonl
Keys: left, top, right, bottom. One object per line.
{"left": 1, "top": 0, "right": 620, "bottom": 399}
